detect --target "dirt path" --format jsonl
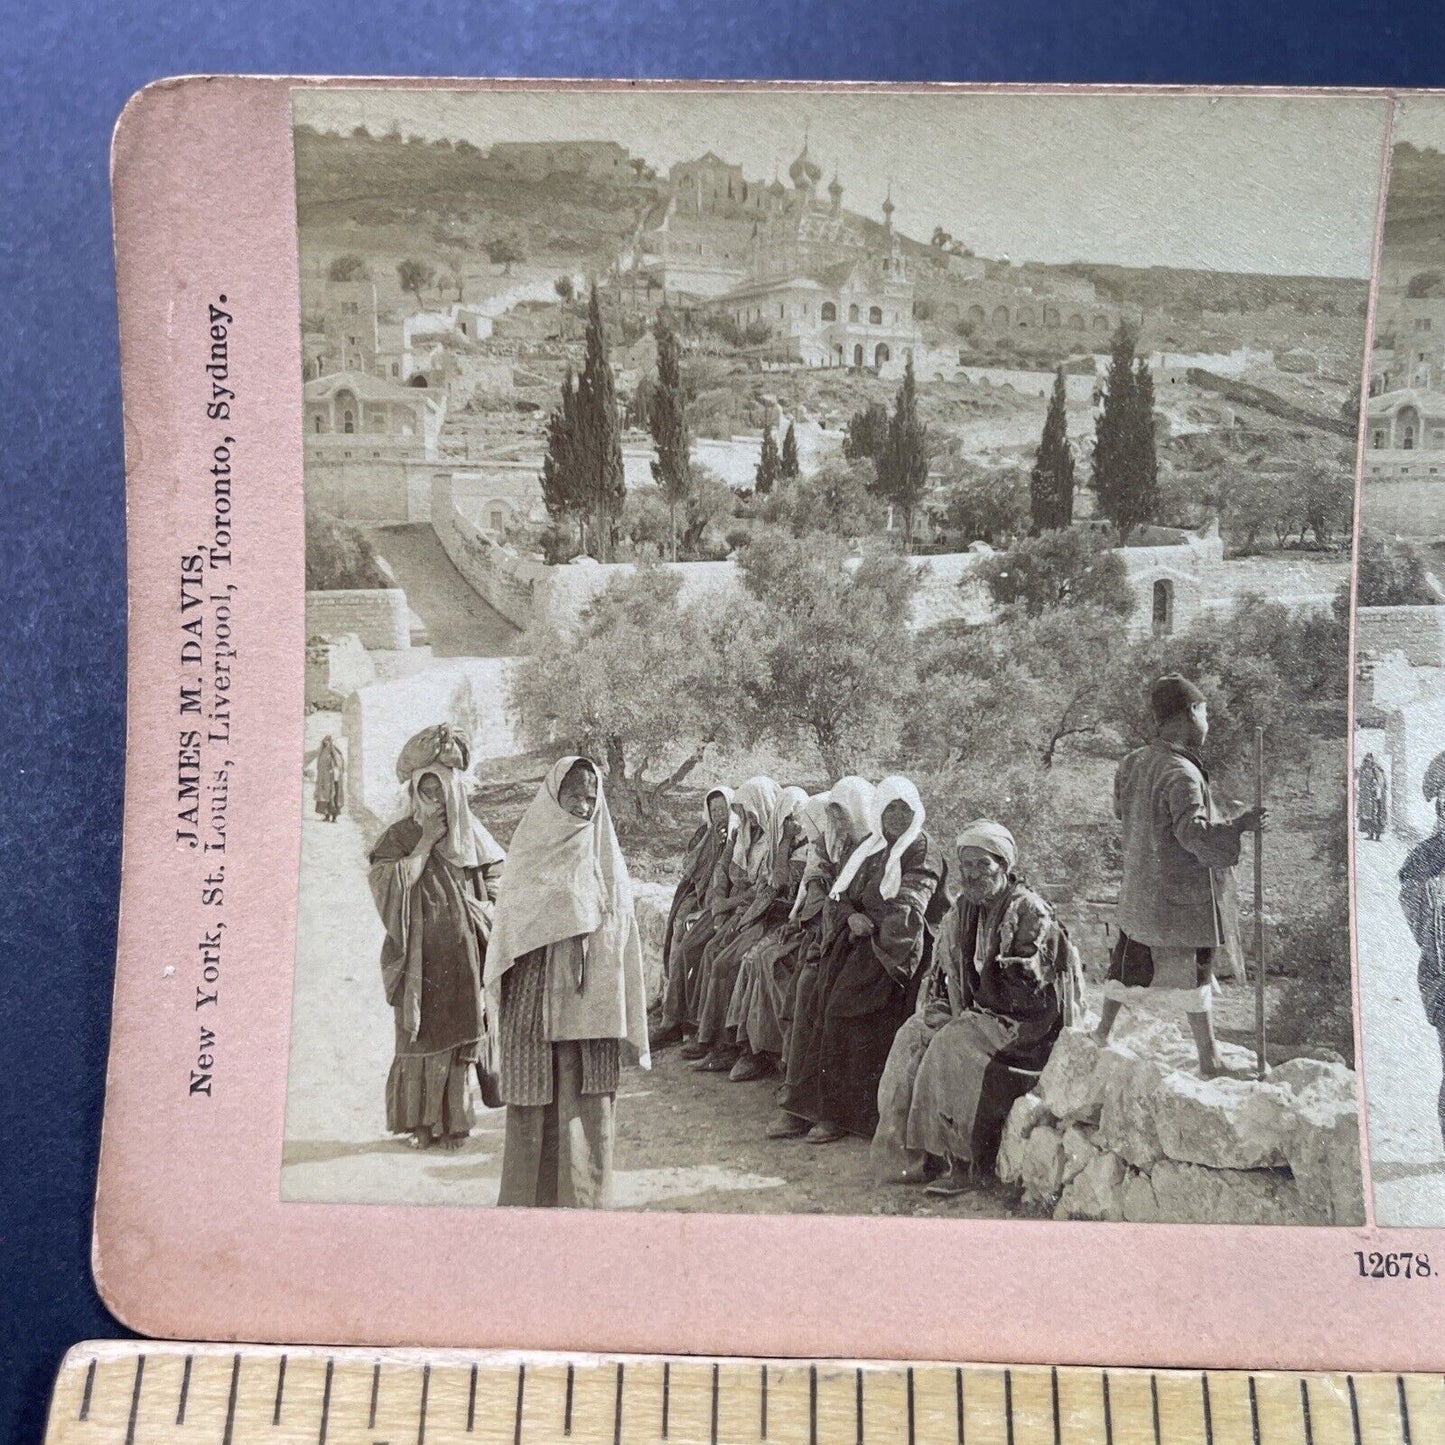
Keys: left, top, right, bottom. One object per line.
{"left": 281, "top": 721, "right": 1027, "bottom": 1219}
{"left": 368, "top": 523, "right": 521, "bottom": 658}
{"left": 1355, "top": 828, "right": 1445, "bottom": 1224}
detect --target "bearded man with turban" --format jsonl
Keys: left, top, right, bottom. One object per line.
{"left": 368, "top": 725, "right": 505, "bottom": 1150}
{"left": 871, "top": 820, "right": 1082, "bottom": 1194}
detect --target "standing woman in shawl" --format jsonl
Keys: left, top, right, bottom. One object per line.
{"left": 769, "top": 776, "right": 875, "bottom": 1138}
{"left": 652, "top": 786, "right": 734, "bottom": 1049}
{"left": 368, "top": 725, "right": 505, "bottom": 1151}
{"left": 488, "top": 757, "right": 650, "bottom": 1209}
{"left": 779, "top": 776, "right": 942, "bottom": 1144}
{"left": 315, "top": 734, "right": 345, "bottom": 823}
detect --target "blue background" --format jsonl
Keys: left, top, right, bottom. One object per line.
{"left": 1, "top": 2, "right": 1440, "bottom": 1441}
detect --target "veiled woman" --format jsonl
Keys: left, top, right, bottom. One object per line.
{"left": 778, "top": 775, "right": 942, "bottom": 1143}
{"left": 486, "top": 756, "right": 650, "bottom": 1208}
{"left": 314, "top": 734, "right": 345, "bottom": 823}
{"left": 368, "top": 725, "right": 505, "bottom": 1151}
{"left": 676, "top": 780, "right": 780, "bottom": 1063}
{"left": 726, "top": 790, "right": 829, "bottom": 1080}
{"left": 652, "top": 786, "right": 735, "bottom": 1049}
{"left": 689, "top": 780, "right": 801, "bottom": 1073}
{"left": 768, "top": 777, "right": 876, "bottom": 1138}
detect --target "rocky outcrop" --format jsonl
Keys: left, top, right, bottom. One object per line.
{"left": 632, "top": 880, "right": 676, "bottom": 1007}
{"left": 996, "top": 1016, "right": 1364, "bottom": 1226}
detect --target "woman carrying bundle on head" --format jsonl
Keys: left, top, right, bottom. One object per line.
{"left": 652, "top": 786, "right": 735, "bottom": 1050}
{"left": 487, "top": 756, "right": 650, "bottom": 1209}
{"left": 368, "top": 724, "right": 505, "bottom": 1152}
{"left": 679, "top": 776, "right": 785, "bottom": 1067}
{"left": 769, "top": 776, "right": 876, "bottom": 1139}
{"left": 726, "top": 790, "right": 831, "bottom": 1081}
{"left": 776, "top": 776, "right": 943, "bottom": 1144}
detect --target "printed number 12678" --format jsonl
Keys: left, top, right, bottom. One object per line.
{"left": 1355, "top": 1251, "right": 1432, "bottom": 1279}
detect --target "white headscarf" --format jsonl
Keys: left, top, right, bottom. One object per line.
{"left": 406, "top": 765, "right": 504, "bottom": 872}
{"left": 484, "top": 756, "right": 649, "bottom": 1066}
{"left": 704, "top": 785, "right": 737, "bottom": 835}
{"left": 790, "top": 792, "right": 834, "bottom": 919}
{"left": 769, "top": 785, "right": 810, "bottom": 879}
{"left": 829, "top": 775, "right": 925, "bottom": 903}
{"left": 825, "top": 776, "right": 876, "bottom": 863}
{"left": 730, "top": 776, "right": 783, "bottom": 880}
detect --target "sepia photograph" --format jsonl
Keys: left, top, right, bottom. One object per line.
{"left": 1354, "top": 95, "right": 1445, "bottom": 1227}
{"left": 280, "top": 86, "right": 1385, "bottom": 1224}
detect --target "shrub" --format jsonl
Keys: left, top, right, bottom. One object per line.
{"left": 306, "top": 509, "right": 389, "bottom": 591}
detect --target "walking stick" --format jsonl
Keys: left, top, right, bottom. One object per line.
{"left": 1254, "top": 726, "right": 1267, "bottom": 1080}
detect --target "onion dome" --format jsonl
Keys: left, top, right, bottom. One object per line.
{"left": 789, "top": 141, "right": 823, "bottom": 189}
{"left": 828, "top": 167, "right": 843, "bottom": 200}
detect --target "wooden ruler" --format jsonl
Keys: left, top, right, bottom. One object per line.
{"left": 42, "top": 1343, "right": 1443, "bottom": 1445}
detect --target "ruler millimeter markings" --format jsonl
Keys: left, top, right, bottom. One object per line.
{"left": 44, "top": 1344, "right": 1445, "bottom": 1445}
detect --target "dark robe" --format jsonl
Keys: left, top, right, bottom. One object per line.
{"left": 1357, "top": 758, "right": 1387, "bottom": 838}
{"left": 781, "top": 834, "right": 942, "bottom": 1138}
{"left": 676, "top": 851, "right": 746, "bottom": 1029}
{"left": 874, "top": 878, "right": 1080, "bottom": 1178}
{"left": 369, "top": 819, "right": 501, "bottom": 1137}
{"left": 728, "top": 847, "right": 812, "bottom": 1056}
{"left": 315, "top": 740, "right": 345, "bottom": 818}
{"left": 659, "top": 820, "right": 728, "bottom": 1026}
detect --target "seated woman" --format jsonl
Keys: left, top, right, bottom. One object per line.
{"left": 368, "top": 724, "right": 505, "bottom": 1151}
{"left": 670, "top": 787, "right": 752, "bottom": 1046}
{"left": 725, "top": 790, "right": 823, "bottom": 1080}
{"left": 679, "top": 776, "right": 782, "bottom": 1062}
{"left": 778, "top": 776, "right": 942, "bottom": 1144}
{"left": 690, "top": 785, "right": 808, "bottom": 1073}
{"left": 871, "top": 820, "right": 1083, "bottom": 1195}
{"left": 653, "top": 786, "right": 734, "bottom": 1048}
{"left": 769, "top": 777, "right": 875, "bottom": 1138}
{"left": 487, "top": 756, "right": 650, "bottom": 1209}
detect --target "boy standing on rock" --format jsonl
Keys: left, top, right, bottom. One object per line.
{"left": 1093, "top": 673, "right": 1266, "bottom": 1080}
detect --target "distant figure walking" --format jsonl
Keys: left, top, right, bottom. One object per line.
{"left": 487, "top": 757, "right": 651, "bottom": 1209}
{"left": 1357, "top": 752, "right": 1387, "bottom": 842}
{"left": 1398, "top": 750, "right": 1445, "bottom": 1151}
{"left": 1093, "top": 674, "right": 1265, "bottom": 1079}
{"left": 315, "top": 734, "right": 345, "bottom": 822}
{"left": 368, "top": 725, "right": 505, "bottom": 1151}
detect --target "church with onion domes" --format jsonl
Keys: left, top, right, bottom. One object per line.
{"left": 630, "top": 134, "right": 924, "bottom": 372}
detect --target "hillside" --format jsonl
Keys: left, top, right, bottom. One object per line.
{"left": 294, "top": 125, "right": 659, "bottom": 266}
{"left": 1045, "top": 261, "right": 1367, "bottom": 321}
{"left": 1382, "top": 142, "right": 1445, "bottom": 270}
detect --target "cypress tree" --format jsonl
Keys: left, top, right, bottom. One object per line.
{"left": 780, "top": 420, "right": 801, "bottom": 480}
{"left": 877, "top": 355, "right": 930, "bottom": 554}
{"left": 649, "top": 312, "right": 692, "bottom": 561}
{"left": 1126, "top": 356, "right": 1160, "bottom": 537}
{"left": 755, "top": 422, "right": 781, "bottom": 495}
{"left": 541, "top": 367, "right": 586, "bottom": 555}
{"left": 1092, "top": 321, "right": 1156, "bottom": 541}
{"left": 577, "top": 285, "right": 625, "bottom": 561}
{"left": 1030, "top": 366, "right": 1075, "bottom": 532}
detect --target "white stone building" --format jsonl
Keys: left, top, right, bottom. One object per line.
{"left": 1364, "top": 388, "right": 1445, "bottom": 481}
